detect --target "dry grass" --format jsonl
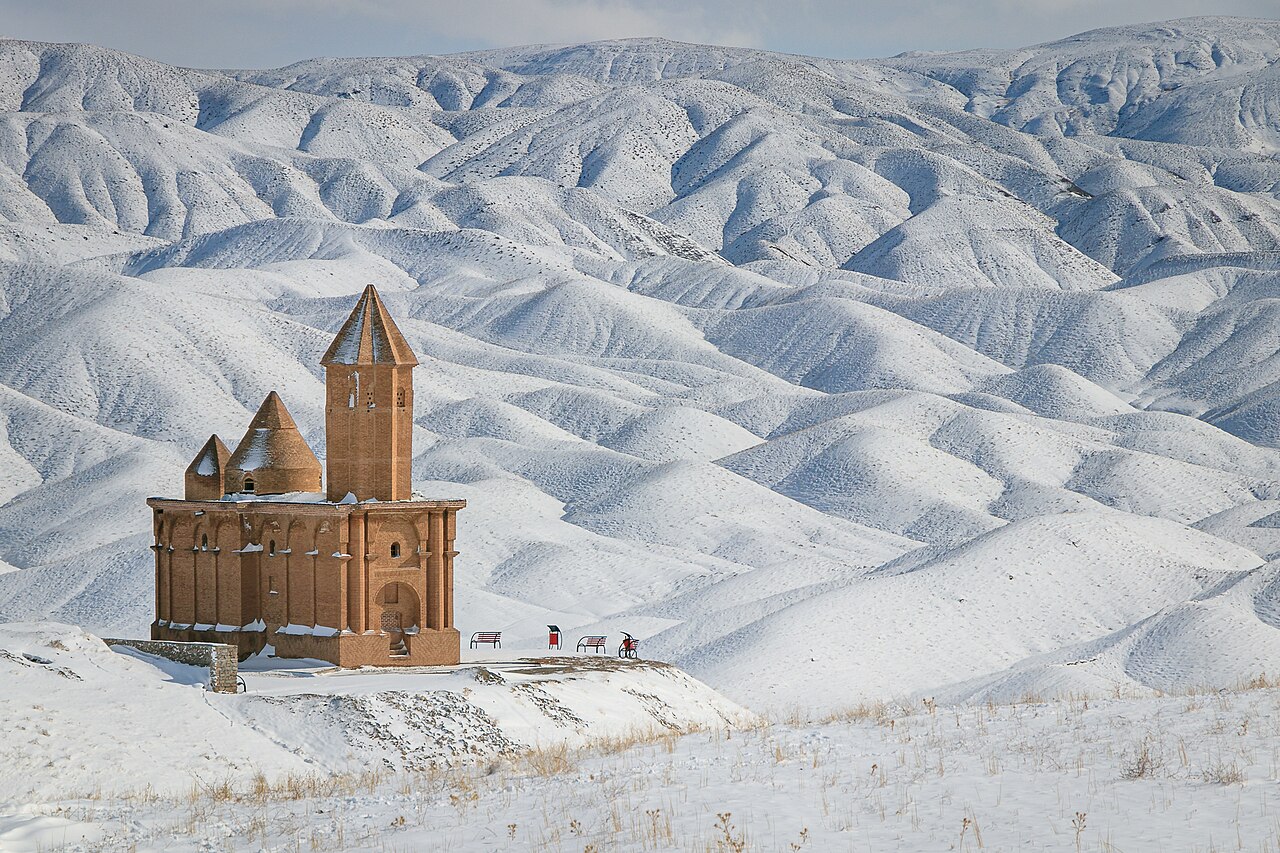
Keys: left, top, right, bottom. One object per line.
{"left": 58, "top": 676, "right": 1280, "bottom": 852}
{"left": 819, "top": 700, "right": 896, "bottom": 726}
{"left": 1119, "top": 738, "right": 1165, "bottom": 780}
{"left": 1238, "top": 672, "right": 1279, "bottom": 691}
{"left": 707, "top": 812, "right": 747, "bottom": 852}
{"left": 182, "top": 768, "right": 389, "bottom": 809}
{"left": 1200, "top": 760, "right": 1245, "bottom": 786}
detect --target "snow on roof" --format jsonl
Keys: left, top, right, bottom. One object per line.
{"left": 185, "top": 434, "right": 230, "bottom": 478}
{"left": 212, "top": 491, "right": 461, "bottom": 506}
{"left": 220, "top": 491, "right": 327, "bottom": 504}
{"left": 231, "top": 428, "right": 272, "bottom": 472}
{"left": 321, "top": 284, "right": 418, "bottom": 367}
{"left": 225, "top": 392, "right": 321, "bottom": 489}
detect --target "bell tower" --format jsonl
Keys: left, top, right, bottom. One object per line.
{"left": 321, "top": 285, "right": 418, "bottom": 502}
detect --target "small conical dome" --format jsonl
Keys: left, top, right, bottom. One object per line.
{"left": 226, "top": 392, "right": 322, "bottom": 496}
{"left": 184, "top": 434, "right": 231, "bottom": 500}
{"left": 321, "top": 285, "right": 418, "bottom": 367}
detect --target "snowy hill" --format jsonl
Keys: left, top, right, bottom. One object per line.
{"left": 4, "top": 19, "right": 1280, "bottom": 710}
{"left": 0, "top": 622, "right": 747, "bottom": 806}
{"left": 7, "top": 620, "right": 1280, "bottom": 852}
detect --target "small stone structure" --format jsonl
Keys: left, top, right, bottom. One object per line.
{"left": 103, "top": 638, "right": 240, "bottom": 693}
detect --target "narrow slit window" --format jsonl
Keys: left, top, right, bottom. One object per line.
{"left": 391, "top": 542, "right": 401, "bottom": 559}
{"left": 269, "top": 540, "right": 276, "bottom": 556}
{"left": 200, "top": 534, "right": 208, "bottom": 550}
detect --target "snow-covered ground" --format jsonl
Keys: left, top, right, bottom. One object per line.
{"left": 6, "top": 622, "right": 1280, "bottom": 851}
{"left": 7, "top": 15, "right": 1280, "bottom": 849}
{"left": 6, "top": 18, "right": 1280, "bottom": 711}
{"left": 0, "top": 623, "right": 747, "bottom": 806}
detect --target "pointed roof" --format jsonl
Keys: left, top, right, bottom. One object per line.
{"left": 186, "top": 434, "right": 231, "bottom": 477}
{"left": 321, "top": 285, "right": 418, "bottom": 367}
{"left": 244, "top": 391, "right": 296, "bottom": 431}
{"left": 227, "top": 392, "right": 321, "bottom": 476}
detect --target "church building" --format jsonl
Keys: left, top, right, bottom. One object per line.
{"left": 147, "top": 286, "right": 464, "bottom": 667}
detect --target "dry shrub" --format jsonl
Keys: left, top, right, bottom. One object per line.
{"left": 1200, "top": 761, "right": 1245, "bottom": 785}
{"left": 1119, "top": 738, "right": 1164, "bottom": 780}
{"left": 1240, "top": 672, "right": 1277, "bottom": 691}
{"left": 710, "top": 812, "right": 747, "bottom": 852}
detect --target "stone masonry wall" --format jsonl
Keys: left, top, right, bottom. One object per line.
{"left": 103, "top": 638, "right": 240, "bottom": 693}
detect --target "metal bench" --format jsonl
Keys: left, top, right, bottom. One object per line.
{"left": 577, "top": 635, "right": 607, "bottom": 653}
{"left": 470, "top": 631, "right": 501, "bottom": 649}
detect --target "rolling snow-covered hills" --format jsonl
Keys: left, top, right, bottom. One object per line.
{"left": 4, "top": 18, "right": 1280, "bottom": 709}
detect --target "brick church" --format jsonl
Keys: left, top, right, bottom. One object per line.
{"left": 148, "top": 286, "right": 464, "bottom": 667}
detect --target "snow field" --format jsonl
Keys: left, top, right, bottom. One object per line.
{"left": 6, "top": 18, "right": 1280, "bottom": 725}
{"left": 0, "top": 623, "right": 748, "bottom": 805}
{"left": 9, "top": 680, "right": 1280, "bottom": 851}
{"left": 9, "top": 18, "right": 1280, "bottom": 850}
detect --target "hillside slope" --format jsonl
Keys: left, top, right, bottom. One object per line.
{"left": 3, "top": 19, "right": 1280, "bottom": 707}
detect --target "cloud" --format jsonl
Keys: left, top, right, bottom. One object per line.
{"left": 0, "top": 0, "right": 1275, "bottom": 68}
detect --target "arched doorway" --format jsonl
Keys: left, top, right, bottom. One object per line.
{"left": 375, "top": 582, "right": 421, "bottom": 659}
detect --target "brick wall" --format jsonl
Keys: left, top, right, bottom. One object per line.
{"left": 103, "top": 638, "right": 240, "bottom": 694}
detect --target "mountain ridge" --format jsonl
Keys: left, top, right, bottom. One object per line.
{"left": 3, "top": 18, "right": 1280, "bottom": 708}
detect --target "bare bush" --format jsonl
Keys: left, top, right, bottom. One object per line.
{"left": 1200, "top": 761, "right": 1245, "bottom": 785}
{"left": 1119, "top": 738, "right": 1165, "bottom": 780}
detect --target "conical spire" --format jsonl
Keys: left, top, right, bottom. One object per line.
{"left": 184, "top": 434, "right": 231, "bottom": 500}
{"left": 226, "top": 392, "right": 322, "bottom": 496}
{"left": 244, "top": 390, "right": 297, "bottom": 431}
{"left": 321, "top": 285, "right": 418, "bottom": 367}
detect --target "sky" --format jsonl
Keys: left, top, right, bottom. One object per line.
{"left": 2, "top": 0, "right": 1278, "bottom": 69}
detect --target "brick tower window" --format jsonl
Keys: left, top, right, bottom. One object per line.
{"left": 269, "top": 540, "right": 276, "bottom": 556}
{"left": 396, "top": 388, "right": 406, "bottom": 408}
{"left": 391, "top": 542, "right": 401, "bottom": 558}
{"left": 243, "top": 477, "right": 255, "bottom": 493}
{"left": 200, "top": 534, "right": 208, "bottom": 550}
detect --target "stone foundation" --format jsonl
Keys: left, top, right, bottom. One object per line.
{"left": 105, "top": 637, "right": 239, "bottom": 693}
{"left": 152, "top": 621, "right": 460, "bottom": 668}
{"left": 274, "top": 628, "right": 460, "bottom": 667}
{"left": 152, "top": 622, "right": 265, "bottom": 661}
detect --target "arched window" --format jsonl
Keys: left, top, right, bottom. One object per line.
{"left": 243, "top": 477, "right": 255, "bottom": 493}
{"left": 269, "top": 540, "right": 276, "bottom": 556}
{"left": 396, "top": 388, "right": 406, "bottom": 408}
{"left": 390, "top": 542, "right": 401, "bottom": 559}
{"left": 200, "top": 534, "right": 208, "bottom": 550}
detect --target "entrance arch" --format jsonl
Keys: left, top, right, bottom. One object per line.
{"left": 375, "top": 582, "right": 421, "bottom": 658}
